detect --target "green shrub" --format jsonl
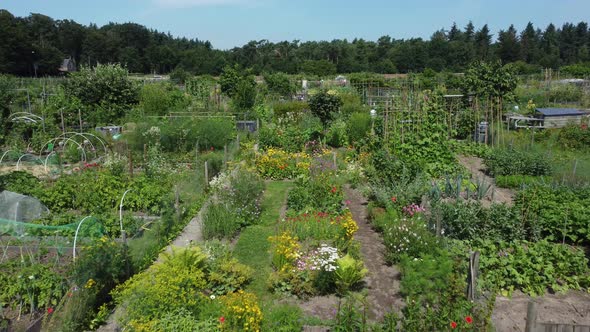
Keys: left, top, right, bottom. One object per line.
{"left": 516, "top": 184, "right": 590, "bottom": 244}
{"left": 207, "top": 257, "right": 253, "bottom": 296}
{"left": 264, "top": 72, "right": 296, "bottom": 97}
{"left": 334, "top": 254, "right": 367, "bottom": 294}
{"left": 201, "top": 151, "right": 224, "bottom": 178}
{"left": 399, "top": 250, "right": 480, "bottom": 331}
{"left": 326, "top": 118, "right": 348, "bottom": 147}
{"left": 346, "top": 112, "right": 372, "bottom": 144}
{"left": 287, "top": 174, "right": 344, "bottom": 215}
{"left": 308, "top": 89, "right": 343, "bottom": 125}
{"left": 112, "top": 247, "right": 209, "bottom": 328}
{"left": 484, "top": 148, "right": 552, "bottom": 176}
{"left": 0, "top": 171, "right": 42, "bottom": 195}
{"left": 496, "top": 174, "right": 550, "bottom": 188}
{"left": 262, "top": 305, "right": 303, "bottom": 332}
{"left": 557, "top": 124, "right": 590, "bottom": 150}
{"left": 0, "top": 261, "right": 67, "bottom": 313}
{"left": 457, "top": 239, "right": 590, "bottom": 296}
{"left": 154, "top": 309, "right": 221, "bottom": 332}
{"left": 272, "top": 101, "right": 308, "bottom": 118}
{"left": 433, "top": 201, "right": 526, "bottom": 242}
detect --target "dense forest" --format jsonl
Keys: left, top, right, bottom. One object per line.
{"left": 1, "top": 9, "right": 590, "bottom": 76}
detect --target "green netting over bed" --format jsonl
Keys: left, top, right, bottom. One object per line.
{"left": 0, "top": 190, "right": 49, "bottom": 222}
{"left": 0, "top": 216, "right": 106, "bottom": 237}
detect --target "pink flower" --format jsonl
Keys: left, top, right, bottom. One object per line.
{"left": 345, "top": 200, "right": 351, "bottom": 205}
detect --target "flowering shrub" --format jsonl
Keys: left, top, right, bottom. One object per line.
{"left": 270, "top": 243, "right": 342, "bottom": 297}
{"left": 380, "top": 214, "right": 439, "bottom": 264}
{"left": 112, "top": 247, "right": 209, "bottom": 328}
{"left": 287, "top": 174, "right": 344, "bottom": 215}
{"left": 342, "top": 160, "right": 366, "bottom": 187}
{"left": 268, "top": 232, "right": 301, "bottom": 271}
{"left": 220, "top": 290, "right": 263, "bottom": 332}
{"left": 255, "top": 148, "right": 310, "bottom": 179}
{"left": 279, "top": 210, "right": 358, "bottom": 246}
{"left": 297, "top": 244, "right": 340, "bottom": 272}
{"left": 402, "top": 203, "right": 426, "bottom": 217}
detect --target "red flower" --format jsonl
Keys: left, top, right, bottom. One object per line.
{"left": 219, "top": 316, "right": 225, "bottom": 323}
{"left": 331, "top": 186, "right": 337, "bottom": 193}
{"left": 47, "top": 307, "right": 54, "bottom": 314}
{"left": 391, "top": 196, "right": 397, "bottom": 203}
{"left": 465, "top": 316, "right": 473, "bottom": 324}
{"left": 450, "top": 321, "right": 457, "bottom": 329}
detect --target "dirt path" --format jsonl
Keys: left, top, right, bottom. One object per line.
{"left": 458, "top": 155, "right": 515, "bottom": 206}
{"left": 492, "top": 291, "right": 590, "bottom": 331}
{"left": 298, "top": 187, "right": 403, "bottom": 322}
{"left": 344, "top": 186, "right": 403, "bottom": 321}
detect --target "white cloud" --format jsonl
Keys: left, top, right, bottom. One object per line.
{"left": 153, "top": 0, "right": 250, "bottom": 8}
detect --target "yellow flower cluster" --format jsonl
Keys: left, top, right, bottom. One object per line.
{"left": 268, "top": 232, "right": 300, "bottom": 270}
{"left": 221, "top": 290, "right": 263, "bottom": 332}
{"left": 85, "top": 278, "right": 96, "bottom": 289}
{"left": 255, "top": 148, "right": 310, "bottom": 179}
{"left": 340, "top": 211, "right": 359, "bottom": 239}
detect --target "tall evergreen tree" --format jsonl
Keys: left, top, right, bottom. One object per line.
{"left": 540, "top": 23, "right": 560, "bottom": 68}
{"left": 475, "top": 24, "right": 492, "bottom": 60}
{"left": 497, "top": 25, "right": 520, "bottom": 63}
{"left": 520, "top": 22, "right": 540, "bottom": 63}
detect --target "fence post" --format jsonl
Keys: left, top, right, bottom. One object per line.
{"left": 572, "top": 159, "right": 578, "bottom": 177}
{"left": 175, "top": 186, "right": 180, "bottom": 221}
{"left": 333, "top": 152, "right": 337, "bottom": 169}
{"left": 467, "top": 251, "right": 480, "bottom": 301}
{"left": 224, "top": 144, "right": 228, "bottom": 164}
{"left": 128, "top": 145, "right": 133, "bottom": 178}
{"left": 204, "top": 161, "right": 209, "bottom": 188}
{"left": 525, "top": 301, "right": 537, "bottom": 332}
{"left": 143, "top": 144, "right": 147, "bottom": 163}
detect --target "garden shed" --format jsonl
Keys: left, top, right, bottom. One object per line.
{"left": 535, "top": 108, "right": 585, "bottom": 128}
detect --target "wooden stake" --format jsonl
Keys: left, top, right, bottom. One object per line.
{"left": 525, "top": 301, "right": 537, "bottom": 332}
{"left": 204, "top": 161, "right": 209, "bottom": 187}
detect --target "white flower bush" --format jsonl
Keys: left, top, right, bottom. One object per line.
{"left": 296, "top": 244, "right": 340, "bottom": 272}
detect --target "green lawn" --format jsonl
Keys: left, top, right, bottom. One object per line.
{"left": 234, "top": 181, "right": 292, "bottom": 300}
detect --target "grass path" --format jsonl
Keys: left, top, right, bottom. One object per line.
{"left": 233, "top": 181, "right": 291, "bottom": 300}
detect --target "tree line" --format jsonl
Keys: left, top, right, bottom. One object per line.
{"left": 1, "top": 9, "right": 589, "bottom": 76}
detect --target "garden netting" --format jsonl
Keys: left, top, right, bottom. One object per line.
{"left": 0, "top": 191, "right": 106, "bottom": 237}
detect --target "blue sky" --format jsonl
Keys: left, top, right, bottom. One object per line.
{"left": 2, "top": 0, "right": 589, "bottom": 49}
